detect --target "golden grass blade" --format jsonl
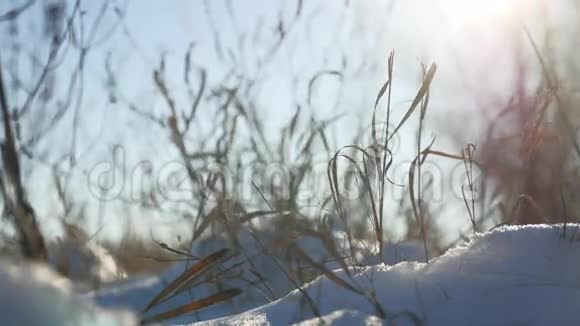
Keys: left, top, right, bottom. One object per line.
{"left": 140, "top": 288, "right": 242, "bottom": 325}
{"left": 143, "top": 248, "right": 230, "bottom": 312}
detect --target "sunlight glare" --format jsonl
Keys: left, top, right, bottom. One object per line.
{"left": 441, "top": 0, "right": 527, "bottom": 22}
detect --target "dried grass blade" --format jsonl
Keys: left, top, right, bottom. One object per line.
{"left": 307, "top": 70, "right": 343, "bottom": 106}
{"left": 143, "top": 248, "right": 230, "bottom": 312}
{"left": 140, "top": 288, "right": 242, "bottom": 325}
{"left": 388, "top": 63, "right": 437, "bottom": 142}
{"left": 289, "top": 105, "right": 302, "bottom": 136}
{"left": 373, "top": 78, "right": 391, "bottom": 109}
{"left": 408, "top": 138, "right": 436, "bottom": 263}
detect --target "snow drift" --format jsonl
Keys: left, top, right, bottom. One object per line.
{"left": 0, "top": 258, "right": 136, "bottom": 326}
{"left": 194, "top": 224, "right": 580, "bottom": 325}
{"left": 93, "top": 226, "right": 425, "bottom": 325}
{"left": 93, "top": 228, "right": 359, "bottom": 324}
{"left": 3, "top": 224, "right": 578, "bottom": 325}
{"left": 48, "top": 223, "right": 127, "bottom": 289}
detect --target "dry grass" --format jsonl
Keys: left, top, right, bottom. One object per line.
{"left": 4, "top": 3, "right": 580, "bottom": 324}
{"left": 139, "top": 248, "right": 241, "bottom": 325}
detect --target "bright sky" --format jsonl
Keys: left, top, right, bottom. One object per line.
{"left": 0, "top": 0, "right": 575, "bottom": 243}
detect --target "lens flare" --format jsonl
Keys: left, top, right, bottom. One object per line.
{"left": 441, "top": 0, "right": 527, "bottom": 22}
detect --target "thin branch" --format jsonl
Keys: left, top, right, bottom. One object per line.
{"left": 0, "top": 0, "right": 35, "bottom": 22}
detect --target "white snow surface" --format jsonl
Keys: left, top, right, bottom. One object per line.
{"left": 48, "top": 224, "right": 127, "bottom": 289}
{"left": 293, "top": 310, "right": 383, "bottom": 326}
{"left": 0, "top": 258, "right": 136, "bottom": 326}
{"left": 48, "top": 240, "right": 127, "bottom": 287}
{"left": 93, "top": 229, "right": 356, "bottom": 324}
{"left": 191, "top": 224, "right": 580, "bottom": 325}
{"left": 4, "top": 224, "right": 580, "bottom": 325}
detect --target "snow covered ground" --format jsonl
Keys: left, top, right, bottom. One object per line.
{"left": 93, "top": 229, "right": 359, "bottom": 324}
{"left": 193, "top": 224, "right": 580, "bottom": 325}
{"left": 0, "top": 258, "right": 136, "bottom": 326}
{"left": 1, "top": 224, "right": 580, "bottom": 325}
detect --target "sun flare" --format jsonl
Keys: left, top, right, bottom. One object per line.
{"left": 441, "top": 0, "right": 527, "bottom": 22}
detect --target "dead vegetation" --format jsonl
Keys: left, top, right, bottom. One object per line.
{"left": 1, "top": 1, "right": 580, "bottom": 324}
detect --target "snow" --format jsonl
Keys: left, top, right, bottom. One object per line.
{"left": 191, "top": 224, "right": 580, "bottom": 325}
{"left": 48, "top": 224, "right": 127, "bottom": 289}
{"left": 362, "top": 240, "right": 428, "bottom": 266}
{"left": 0, "top": 258, "right": 136, "bottom": 326}
{"left": 93, "top": 228, "right": 357, "bottom": 324}
{"left": 3, "top": 224, "right": 580, "bottom": 325}
{"left": 294, "top": 310, "right": 382, "bottom": 326}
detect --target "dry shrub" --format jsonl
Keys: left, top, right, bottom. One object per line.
{"left": 477, "top": 28, "right": 580, "bottom": 225}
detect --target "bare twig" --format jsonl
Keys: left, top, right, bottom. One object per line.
{"left": 0, "top": 60, "right": 47, "bottom": 260}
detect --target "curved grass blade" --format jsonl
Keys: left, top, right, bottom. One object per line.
{"left": 388, "top": 63, "right": 437, "bottom": 142}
